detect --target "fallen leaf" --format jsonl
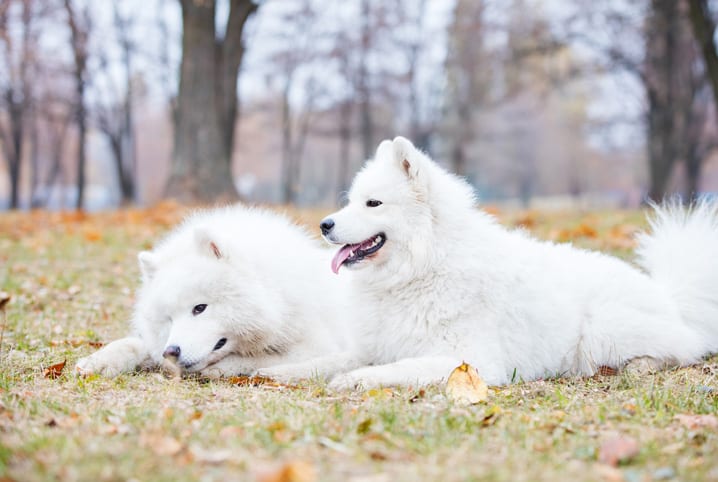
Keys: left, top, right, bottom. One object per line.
{"left": 227, "top": 375, "right": 298, "bottom": 390}
{"left": 83, "top": 228, "right": 102, "bottom": 242}
{"left": 597, "top": 365, "right": 618, "bottom": 377}
{"left": 598, "top": 435, "right": 639, "bottom": 466}
{"left": 674, "top": 414, "right": 718, "bottom": 430}
{"left": 44, "top": 360, "right": 66, "bottom": 379}
{"left": 259, "top": 460, "right": 316, "bottom": 482}
{"left": 479, "top": 405, "right": 502, "bottom": 426}
{"left": 140, "top": 434, "right": 183, "bottom": 456}
{"left": 356, "top": 418, "right": 373, "bottom": 434}
{"left": 446, "top": 362, "right": 488, "bottom": 406}
{"left": 408, "top": 389, "right": 426, "bottom": 403}
{"left": 362, "top": 388, "right": 394, "bottom": 400}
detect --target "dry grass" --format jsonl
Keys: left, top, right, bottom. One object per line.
{"left": 1, "top": 204, "right": 717, "bottom": 482}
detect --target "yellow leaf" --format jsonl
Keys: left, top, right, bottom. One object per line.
{"left": 446, "top": 362, "right": 488, "bottom": 405}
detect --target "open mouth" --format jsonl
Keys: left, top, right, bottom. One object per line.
{"left": 331, "top": 233, "right": 386, "bottom": 273}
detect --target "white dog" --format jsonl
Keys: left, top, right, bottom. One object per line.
{"left": 317, "top": 136, "right": 718, "bottom": 389}
{"left": 76, "top": 205, "right": 355, "bottom": 378}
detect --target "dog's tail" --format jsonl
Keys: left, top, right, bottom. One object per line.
{"left": 635, "top": 198, "right": 718, "bottom": 349}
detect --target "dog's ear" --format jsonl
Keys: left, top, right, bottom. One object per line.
{"left": 194, "top": 227, "right": 224, "bottom": 260}
{"left": 138, "top": 251, "right": 157, "bottom": 280}
{"left": 392, "top": 136, "right": 423, "bottom": 181}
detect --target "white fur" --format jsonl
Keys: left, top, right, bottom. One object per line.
{"left": 322, "top": 136, "right": 718, "bottom": 389}
{"left": 76, "top": 205, "right": 355, "bottom": 379}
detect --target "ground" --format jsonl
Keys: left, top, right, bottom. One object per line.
{"left": 0, "top": 204, "right": 717, "bottom": 482}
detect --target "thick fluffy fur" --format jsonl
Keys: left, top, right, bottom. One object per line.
{"left": 321, "top": 137, "right": 718, "bottom": 389}
{"left": 76, "top": 205, "right": 355, "bottom": 378}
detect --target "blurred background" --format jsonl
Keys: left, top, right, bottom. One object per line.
{"left": 0, "top": 0, "right": 717, "bottom": 211}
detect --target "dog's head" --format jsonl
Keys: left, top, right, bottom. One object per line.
{"left": 135, "top": 227, "right": 285, "bottom": 373}
{"left": 321, "top": 136, "right": 437, "bottom": 278}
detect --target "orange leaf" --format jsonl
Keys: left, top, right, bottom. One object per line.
{"left": 259, "top": 460, "right": 316, "bottom": 482}
{"left": 44, "top": 360, "right": 66, "bottom": 379}
{"left": 446, "top": 362, "right": 488, "bottom": 405}
{"left": 598, "top": 435, "right": 639, "bottom": 466}
{"left": 83, "top": 228, "right": 102, "bottom": 242}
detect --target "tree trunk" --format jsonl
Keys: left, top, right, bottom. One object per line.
{"left": 280, "top": 81, "right": 294, "bottom": 204}
{"left": 688, "top": 0, "right": 718, "bottom": 117}
{"left": 358, "top": 0, "right": 373, "bottom": 160}
{"left": 645, "top": 0, "right": 681, "bottom": 202}
{"left": 336, "top": 101, "right": 353, "bottom": 198}
{"left": 166, "top": 0, "right": 256, "bottom": 203}
{"left": 64, "top": 0, "right": 88, "bottom": 210}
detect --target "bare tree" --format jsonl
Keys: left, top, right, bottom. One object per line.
{"left": 443, "top": 0, "right": 489, "bottom": 177}
{"left": 644, "top": 0, "right": 697, "bottom": 201}
{"left": 63, "top": 0, "right": 90, "bottom": 210}
{"left": 0, "top": 0, "right": 37, "bottom": 209}
{"left": 165, "top": 0, "right": 257, "bottom": 203}
{"left": 688, "top": 0, "right": 718, "bottom": 118}
{"left": 91, "top": 0, "right": 137, "bottom": 205}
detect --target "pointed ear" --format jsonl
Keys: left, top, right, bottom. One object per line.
{"left": 138, "top": 251, "right": 157, "bottom": 280}
{"left": 392, "top": 136, "right": 422, "bottom": 180}
{"left": 194, "top": 227, "right": 223, "bottom": 260}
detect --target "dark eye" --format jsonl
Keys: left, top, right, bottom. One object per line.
{"left": 192, "top": 304, "right": 207, "bottom": 316}
{"left": 366, "top": 199, "right": 382, "bottom": 207}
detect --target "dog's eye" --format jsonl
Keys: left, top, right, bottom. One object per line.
{"left": 366, "top": 199, "right": 382, "bottom": 207}
{"left": 192, "top": 304, "right": 207, "bottom": 316}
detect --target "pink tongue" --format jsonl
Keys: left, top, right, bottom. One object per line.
{"left": 331, "top": 244, "right": 358, "bottom": 274}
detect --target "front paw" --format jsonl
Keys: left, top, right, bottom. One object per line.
{"left": 75, "top": 353, "right": 124, "bottom": 377}
{"left": 329, "top": 369, "right": 378, "bottom": 391}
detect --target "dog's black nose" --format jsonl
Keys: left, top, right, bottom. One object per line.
{"left": 320, "top": 218, "right": 335, "bottom": 236}
{"left": 163, "top": 345, "right": 181, "bottom": 359}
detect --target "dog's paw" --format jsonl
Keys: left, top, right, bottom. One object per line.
{"left": 328, "top": 369, "right": 378, "bottom": 391}
{"left": 75, "top": 353, "right": 125, "bottom": 378}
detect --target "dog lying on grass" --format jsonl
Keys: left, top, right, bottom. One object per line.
{"left": 76, "top": 205, "right": 355, "bottom": 378}
{"left": 295, "top": 136, "right": 718, "bottom": 389}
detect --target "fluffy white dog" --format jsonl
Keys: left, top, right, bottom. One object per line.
{"left": 317, "top": 136, "right": 718, "bottom": 389}
{"left": 76, "top": 205, "right": 355, "bottom": 378}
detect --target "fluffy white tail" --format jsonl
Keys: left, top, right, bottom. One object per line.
{"left": 636, "top": 199, "right": 718, "bottom": 349}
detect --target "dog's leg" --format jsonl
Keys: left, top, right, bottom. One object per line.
{"left": 328, "top": 356, "right": 464, "bottom": 390}
{"left": 254, "top": 351, "right": 365, "bottom": 382}
{"left": 75, "top": 337, "right": 154, "bottom": 377}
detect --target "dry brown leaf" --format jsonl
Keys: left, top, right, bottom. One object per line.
{"left": 0, "top": 292, "right": 10, "bottom": 311}
{"left": 598, "top": 435, "right": 639, "bottom": 466}
{"left": 597, "top": 365, "right": 619, "bottom": 377}
{"left": 259, "top": 460, "right": 317, "bottom": 482}
{"left": 674, "top": 414, "right": 718, "bottom": 430}
{"left": 43, "top": 360, "right": 66, "bottom": 379}
{"left": 446, "top": 362, "right": 488, "bottom": 406}
{"left": 227, "top": 375, "right": 298, "bottom": 390}
{"left": 479, "top": 405, "right": 502, "bottom": 426}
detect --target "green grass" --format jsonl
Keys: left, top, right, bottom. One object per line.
{"left": 0, "top": 206, "right": 716, "bottom": 482}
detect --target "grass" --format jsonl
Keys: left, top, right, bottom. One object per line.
{"left": 1, "top": 204, "right": 717, "bottom": 482}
